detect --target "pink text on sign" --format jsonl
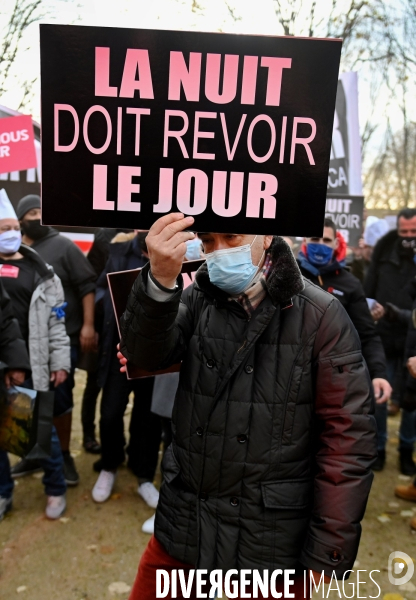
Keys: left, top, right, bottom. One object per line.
{"left": 0, "top": 115, "right": 37, "bottom": 175}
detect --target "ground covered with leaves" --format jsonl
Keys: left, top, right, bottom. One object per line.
{"left": 1, "top": 371, "right": 416, "bottom": 599}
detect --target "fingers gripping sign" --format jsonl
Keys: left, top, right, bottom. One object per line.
{"left": 117, "top": 343, "right": 128, "bottom": 373}
{"left": 147, "top": 213, "right": 195, "bottom": 289}
{"left": 116, "top": 214, "right": 194, "bottom": 374}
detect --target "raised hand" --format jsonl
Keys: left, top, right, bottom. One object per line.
{"left": 146, "top": 213, "right": 195, "bottom": 289}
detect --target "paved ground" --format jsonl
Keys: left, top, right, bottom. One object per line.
{"left": 1, "top": 370, "right": 416, "bottom": 600}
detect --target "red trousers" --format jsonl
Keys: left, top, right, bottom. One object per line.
{"left": 129, "top": 535, "right": 310, "bottom": 600}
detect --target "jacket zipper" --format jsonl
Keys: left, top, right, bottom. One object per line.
{"left": 237, "top": 339, "right": 247, "bottom": 353}
{"left": 275, "top": 341, "right": 309, "bottom": 472}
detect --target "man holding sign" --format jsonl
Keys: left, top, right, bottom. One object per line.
{"left": 119, "top": 213, "right": 376, "bottom": 599}
{"left": 40, "top": 24, "right": 376, "bottom": 598}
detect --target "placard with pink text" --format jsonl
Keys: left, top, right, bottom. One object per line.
{"left": 0, "top": 115, "right": 37, "bottom": 175}
{"left": 40, "top": 25, "right": 341, "bottom": 235}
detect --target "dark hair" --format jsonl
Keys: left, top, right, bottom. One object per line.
{"left": 397, "top": 208, "right": 416, "bottom": 222}
{"left": 136, "top": 232, "right": 148, "bottom": 254}
{"left": 324, "top": 217, "right": 337, "bottom": 236}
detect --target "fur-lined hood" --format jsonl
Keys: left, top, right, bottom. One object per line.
{"left": 195, "top": 236, "right": 305, "bottom": 306}
{"left": 371, "top": 229, "right": 402, "bottom": 266}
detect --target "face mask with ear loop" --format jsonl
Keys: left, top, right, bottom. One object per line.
{"left": 185, "top": 237, "right": 202, "bottom": 260}
{"left": 400, "top": 237, "right": 416, "bottom": 263}
{"left": 307, "top": 243, "right": 334, "bottom": 267}
{"left": 0, "top": 230, "right": 21, "bottom": 254}
{"left": 205, "top": 236, "right": 265, "bottom": 295}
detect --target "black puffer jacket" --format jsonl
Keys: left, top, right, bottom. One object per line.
{"left": 364, "top": 230, "right": 416, "bottom": 357}
{"left": 0, "top": 279, "right": 31, "bottom": 373}
{"left": 298, "top": 257, "right": 387, "bottom": 380}
{"left": 120, "top": 237, "right": 376, "bottom": 578}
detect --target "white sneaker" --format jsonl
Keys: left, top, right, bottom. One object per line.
{"left": 92, "top": 470, "right": 116, "bottom": 503}
{"left": 138, "top": 482, "right": 159, "bottom": 508}
{"left": 141, "top": 513, "right": 155, "bottom": 534}
{"left": 45, "top": 495, "right": 66, "bottom": 519}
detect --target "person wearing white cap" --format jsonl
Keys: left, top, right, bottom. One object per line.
{"left": 363, "top": 218, "right": 389, "bottom": 259}
{"left": 351, "top": 217, "right": 390, "bottom": 285}
{"left": 365, "top": 218, "right": 389, "bottom": 245}
{"left": 15, "top": 194, "right": 97, "bottom": 486}
{"left": 0, "top": 189, "right": 71, "bottom": 519}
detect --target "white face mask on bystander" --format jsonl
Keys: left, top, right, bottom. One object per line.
{"left": 0, "top": 230, "right": 21, "bottom": 254}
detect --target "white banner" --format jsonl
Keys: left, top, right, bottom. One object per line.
{"left": 328, "top": 72, "right": 362, "bottom": 196}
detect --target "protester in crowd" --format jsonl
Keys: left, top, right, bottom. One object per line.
{"left": 118, "top": 213, "right": 376, "bottom": 600}
{"left": 383, "top": 302, "right": 413, "bottom": 418}
{"left": 350, "top": 217, "right": 389, "bottom": 283}
{"left": 394, "top": 277, "right": 416, "bottom": 529}
{"left": 79, "top": 227, "right": 134, "bottom": 453}
{"left": 140, "top": 371, "right": 179, "bottom": 535}
{"left": 11, "top": 195, "right": 96, "bottom": 485}
{"left": 0, "top": 276, "right": 32, "bottom": 521}
{"left": 78, "top": 348, "right": 101, "bottom": 454}
{"left": 87, "top": 228, "right": 126, "bottom": 277}
{"left": 0, "top": 193, "right": 70, "bottom": 519}
{"left": 184, "top": 236, "right": 203, "bottom": 261}
{"left": 78, "top": 228, "right": 123, "bottom": 454}
{"left": 92, "top": 231, "right": 161, "bottom": 506}
{"left": 297, "top": 218, "right": 391, "bottom": 471}
{"left": 364, "top": 208, "right": 416, "bottom": 475}
{"left": 364, "top": 218, "right": 403, "bottom": 420}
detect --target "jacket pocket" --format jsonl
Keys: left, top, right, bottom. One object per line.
{"left": 161, "top": 444, "right": 181, "bottom": 484}
{"left": 261, "top": 478, "right": 312, "bottom": 509}
{"left": 329, "top": 352, "right": 363, "bottom": 372}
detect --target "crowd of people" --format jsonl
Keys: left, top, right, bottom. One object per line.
{"left": 1, "top": 189, "right": 416, "bottom": 596}
{"left": 290, "top": 207, "right": 416, "bottom": 530}
{"left": 0, "top": 195, "right": 200, "bottom": 532}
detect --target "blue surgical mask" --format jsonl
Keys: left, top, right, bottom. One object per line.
{"left": 307, "top": 243, "right": 333, "bottom": 267}
{"left": 0, "top": 230, "right": 21, "bottom": 254}
{"left": 185, "top": 238, "right": 202, "bottom": 261}
{"left": 206, "top": 236, "right": 263, "bottom": 295}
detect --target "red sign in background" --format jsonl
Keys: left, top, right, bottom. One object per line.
{"left": 0, "top": 115, "right": 37, "bottom": 175}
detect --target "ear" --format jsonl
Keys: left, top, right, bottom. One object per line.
{"left": 334, "top": 237, "right": 339, "bottom": 250}
{"left": 264, "top": 235, "right": 273, "bottom": 250}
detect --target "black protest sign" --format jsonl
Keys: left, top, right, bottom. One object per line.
{"left": 107, "top": 259, "right": 204, "bottom": 379}
{"left": 40, "top": 25, "right": 342, "bottom": 235}
{"left": 325, "top": 194, "right": 364, "bottom": 247}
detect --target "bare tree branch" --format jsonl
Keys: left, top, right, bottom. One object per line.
{"left": 224, "top": 1, "right": 241, "bottom": 22}
{"left": 0, "top": 1, "right": 45, "bottom": 94}
{"left": 365, "top": 119, "right": 416, "bottom": 210}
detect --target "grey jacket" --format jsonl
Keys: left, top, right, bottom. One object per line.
{"left": 21, "top": 245, "right": 71, "bottom": 391}
{"left": 120, "top": 236, "right": 377, "bottom": 578}
{"left": 151, "top": 373, "right": 179, "bottom": 419}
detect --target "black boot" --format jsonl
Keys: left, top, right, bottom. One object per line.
{"left": 372, "top": 450, "right": 386, "bottom": 472}
{"left": 62, "top": 451, "right": 79, "bottom": 486}
{"left": 399, "top": 448, "right": 416, "bottom": 476}
{"left": 83, "top": 437, "right": 102, "bottom": 454}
